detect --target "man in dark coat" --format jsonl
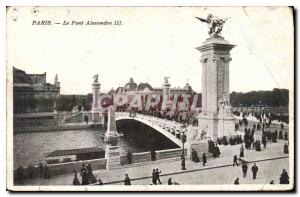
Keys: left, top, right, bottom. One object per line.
{"left": 202, "top": 153, "right": 207, "bottom": 166}
{"left": 127, "top": 151, "right": 132, "bottom": 164}
{"left": 155, "top": 169, "right": 162, "bottom": 184}
{"left": 284, "top": 143, "right": 289, "bottom": 154}
{"left": 124, "top": 174, "right": 131, "bottom": 185}
{"left": 284, "top": 132, "right": 288, "bottom": 140}
{"left": 191, "top": 149, "right": 196, "bottom": 162}
{"left": 152, "top": 169, "right": 157, "bottom": 185}
{"left": 279, "top": 130, "right": 283, "bottom": 139}
{"left": 240, "top": 145, "right": 245, "bottom": 157}
{"left": 262, "top": 136, "right": 267, "bottom": 149}
{"left": 151, "top": 149, "right": 156, "bottom": 161}
{"left": 233, "top": 155, "right": 239, "bottom": 167}
{"left": 242, "top": 162, "right": 248, "bottom": 178}
{"left": 214, "top": 145, "right": 221, "bottom": 158}
{"left": 251, "top": 163, "right": 258, "bottom": 179}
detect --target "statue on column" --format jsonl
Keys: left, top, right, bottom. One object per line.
{"left": 93, "top": 74, "right": 99, "bottom": 83}
{"left": 195, "top": 14, "right": 228, "bottom": 37}
{"left": 164, "top": 76, "right": 170, "bottom": 84}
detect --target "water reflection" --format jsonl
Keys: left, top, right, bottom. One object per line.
{"left": 14, "top": 120, "right": 179, "bottom": 169}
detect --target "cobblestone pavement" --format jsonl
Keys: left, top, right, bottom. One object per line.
{"left": 23, "top": 138, "right": 290, "bottom": 186}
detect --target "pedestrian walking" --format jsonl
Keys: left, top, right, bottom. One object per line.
{"left": 127, "top": 151, "right": 132, "bottom": 164}
{"left": 240, "top": 145, "right": 244, "bottom": 157}
{"left": 233, "top": 155, "right": 239, "bottom": 167}
{"left": 284, "top": 143, "right": 289, "bottom": 154}
{"left": 242, "top": 162, "right": 248, "bottom": 178}
{"left": 251, "top": 163, "right": 258, "bottom": 180}
{"left": 155, "top": 169, "right": 162, "bottom": 184}
{"left": 124, "top": 174, "right": 131, "bottom": 185}
{"left": 73, "top": 170, "right": 80, "bottom": 185}
{"left": 262, "top": 136, "right": 267, "bottom": 149}
{"left": 152, "top": 169, "right": 157, "bottom": 185}
{"left": 202, "top": 153, "right": 207, "bottom": 166}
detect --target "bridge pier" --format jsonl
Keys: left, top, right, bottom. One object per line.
{"left": 105, "top": 107, "right": 121, "bottom": 170}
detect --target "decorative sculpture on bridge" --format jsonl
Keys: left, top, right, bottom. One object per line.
{"left": 164, "top": 76, "right": 170, "bottom": 84}
{"left": 218, "top": 93, "right": 231, "bottom": 115}
{"left": 195, "top": 14, "right": 228, "bottom": 37}
{"left": 188, "top": 125, "right": 208, "bottom": 143}
{"left": 93, "top": 74, "right": 99, "bottom": 83}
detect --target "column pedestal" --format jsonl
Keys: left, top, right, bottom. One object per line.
{"left": 105, "top": 145, "right": 121, "bottom": 170}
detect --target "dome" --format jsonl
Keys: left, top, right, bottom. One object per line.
{"left": 124, "top": 77, "right": 137, "bottom": 91}
{"left": 184, "top": 83, "right": 193, "bottom": 91}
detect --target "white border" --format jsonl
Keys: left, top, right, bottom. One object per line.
{"left": 1, "top": 0, "right": 298, "bottom": 195}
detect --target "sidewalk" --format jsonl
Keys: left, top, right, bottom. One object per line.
{"left": 24, "top": 139, "right": 289, "bottom": 186}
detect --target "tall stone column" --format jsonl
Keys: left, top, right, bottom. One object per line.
{"left": 197, "top": 36, "right": 236, "bottom": 140}
{"left": 105, "top": 106, "right": 121, "bottom": 170}
{"left": 92, "top": 78, "right": 100, "bottom": 122}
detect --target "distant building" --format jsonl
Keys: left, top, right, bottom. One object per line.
{"left": 111, "top": 77, "right": 201, "bottom": 112}
{"left": 13, "top": 67, "right": 60, "bottom": 113}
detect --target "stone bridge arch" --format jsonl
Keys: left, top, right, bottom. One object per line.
{"left": 115, "top": 112, "right": 183, "bottom": 147}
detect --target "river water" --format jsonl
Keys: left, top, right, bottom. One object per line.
{"left": 13, "top": 120, "right": 179, "bottom": 169}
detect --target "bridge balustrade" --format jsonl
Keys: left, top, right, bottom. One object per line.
{"left": 156, "top": 148, "right": 187, "bottom": 160}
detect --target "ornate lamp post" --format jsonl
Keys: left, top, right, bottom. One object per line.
{"left": 181, "top": 126, "right": 187, "bottom": 170}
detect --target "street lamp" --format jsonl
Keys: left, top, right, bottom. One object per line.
{"left": 181, "top": 126, "right": 187, "bottom": 170}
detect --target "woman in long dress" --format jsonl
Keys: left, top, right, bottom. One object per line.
{"left": 86, "top": 163, "right": 97, "bottom": 184}
{"left": 73, "top": 170, "right": 80, "bottom": 185}
{"left": 81, "top": 165, "right": 89, "bottom": 185}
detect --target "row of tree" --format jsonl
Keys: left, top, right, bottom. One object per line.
{"left": 13, "top": 89, "right": 289, "bottom": 113}
{"left": 230, "top": 88, "right": 289, "bottom": 107}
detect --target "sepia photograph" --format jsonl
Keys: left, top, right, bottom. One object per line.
{"left": 6, "top": 6, "right": 294, "bottom": 191}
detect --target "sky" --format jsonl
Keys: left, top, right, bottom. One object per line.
{"left": 6, "top": 6, "right": 294, "bottom": 95}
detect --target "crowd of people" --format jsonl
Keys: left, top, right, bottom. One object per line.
{"left": 14, "top": 162, "right": 51, "bottom": 184}
{"left": 190, "top": 149, "right": 207, "bottom": 166}
{"left": 208, "top": 139, "right": 221, "bottom": 158}
{"left": 73, "top": 163, "right": 97, "bottom": 185}
{"left": 119, "top": 108, "right": 199, "bottom": 126}
{"left": 234, "top": 168, "right": 290, "bottom": 185}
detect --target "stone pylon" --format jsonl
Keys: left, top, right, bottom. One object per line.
{"left": 92, "top": 77, "right": 101, "bottom": 122}
{"left": 105, "top": 106, "right": 121, "bottom": 170}
{"left": 197, "top": 36, "right": 237, "bottom": 141}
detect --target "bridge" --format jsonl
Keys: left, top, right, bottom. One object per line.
{"left": 59, "top": 110, "right": 207, "bottom": 149}
{"left": 115, "top": 112, "right": 186, "bottom": 147}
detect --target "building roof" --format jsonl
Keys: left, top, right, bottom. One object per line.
{"left": 115, "top": 87, "right": 124, "bottom": 94}
{"left": 137, "top": 83, "right": 154, "bottom": 91}
{"left": 108, "top": 88, "right": 114, "bottom": 94}
{"left": 13, "top": 67, "right": 33, "bottom": 84}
